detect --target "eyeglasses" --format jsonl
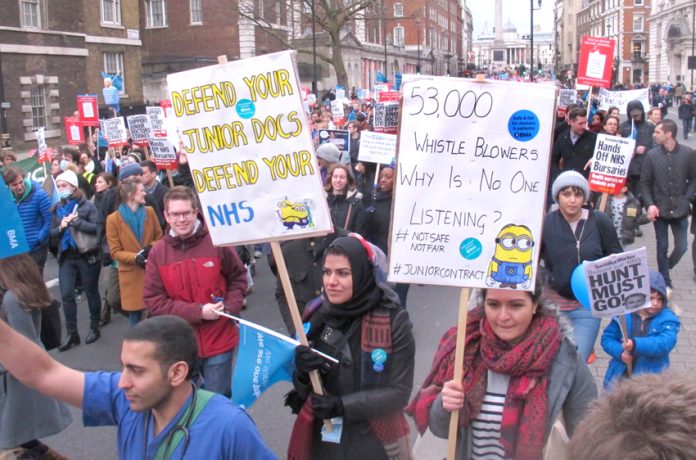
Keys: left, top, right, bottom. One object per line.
{"left": 167, "top": 210, "right": 195, "bottom": 220}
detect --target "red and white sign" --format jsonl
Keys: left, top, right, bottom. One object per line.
{"left": 64, "top": 116, "right": 84, "bottom": 145}
{"left": 577, "top": 36, "right": 615, "bottom": 88}
{"left": 589, "top": 133, "right": 635, "bottom": 194}
{"left": 330, "top": 101, "right": 345, "bottom": 125}
{"left": 377, "top": 91, "right": 401, "bottom": 102}
{"left": 101, "top": 117, "right": 129, "bottom": 147}
{"left": 77, "top": 94, "right": 99, "bottom": 126}
{"left": 148, "top": 138, "right": 178, "bottom": 170}
{"left": 36, "top": 127, "right": 49, "bottom": 163}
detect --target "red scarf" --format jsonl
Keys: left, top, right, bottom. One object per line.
{"left": 406, "top": 308, "right": 562, "bottom": 460}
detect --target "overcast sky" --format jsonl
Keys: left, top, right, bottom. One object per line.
{"left": 467, "top": 0, "right": 555, "bottom": 37}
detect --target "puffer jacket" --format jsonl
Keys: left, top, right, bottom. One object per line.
{"left": 143, "top": 219, "right": 247, "bottom": 357}
{"left": 14, "top": 180, "right": 51, "bottom": 251}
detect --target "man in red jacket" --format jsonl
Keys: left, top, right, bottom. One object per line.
{"left": 144, "top": 186, "right": 247, "bottom": 397}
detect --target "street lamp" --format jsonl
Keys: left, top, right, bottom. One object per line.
{"left": 416, "top": 19, "right": 421, "bottom": 74}
{"left": 691, "top": 0, "right": 695, "bottom": 89}
{"left": 311, "top": 0, "right": 317, "bottom": 95}
{"left": 530, "top": 0, "right": 542, "bottom": 82}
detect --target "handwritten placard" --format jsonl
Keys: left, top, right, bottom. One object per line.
{"left": 597, "top": 88, "right": 650, "bottom": 114}
{"left": 389, "top": 78, "right": 555, "bottom": 289}
{"left": 166, "top": 50, "right": 332, "bottom": 246}
{"left": 358, "top": 131, "right": 396, "bottom": 165}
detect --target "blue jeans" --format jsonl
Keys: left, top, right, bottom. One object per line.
{"left": 59, "top": 256, "right": 102, "bottom": 333}
{"left": 561, "top": 307, "right": 601, "bottom": 361}
{"left": 654, "top": 217, "right": 689, "bottom": 287}
{"left": 683, "top": 117, "right": 692, "bottom": 139}
{"left": 198, "top": 350, "right": 234, "bottom": 397}
{"left": 128, "top": 310, "right": 143, "bottom": 327}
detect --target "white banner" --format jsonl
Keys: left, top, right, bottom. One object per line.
{"left": 389, "top": 79, "right": 555, "bottom": 289}
{"left": 584, "top": 248, "right": 650, "bottom": 318}
{"left": 597, "top": 88, "right": 650, "bottom": 114}
{"left": 358, "top": 131, "right": 396, "bottom": 165}
{"left": 166, "top": 50, "right": 332, "bottom": 246}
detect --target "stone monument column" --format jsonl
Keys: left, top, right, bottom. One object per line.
{"left": 492, "top": 0, "right": 506, "bottom": 69}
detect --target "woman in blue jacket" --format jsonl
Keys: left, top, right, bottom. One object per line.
{"left": 601, "top": 270, "right": 680, "bottom": 390}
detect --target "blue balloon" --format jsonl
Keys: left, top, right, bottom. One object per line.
{"left": 571, "top": 263, "right": 591, "bottom": 310}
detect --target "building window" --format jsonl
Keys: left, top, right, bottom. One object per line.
{"left": 20, "top": 0, "right": 41, "bottom": 28}
{"left": 633, "top": 15, "right": 643, "bottom": 32}
{"left": 145, "top": 0, "right": 167, "bottom": 28}
{"left": 274, "top": 0, "right": 281, "bottom": 22}
{"left": 190, "top": 0, "right": 202, "bottom": 24}
{"left": 101, "top": 0, "right": 121, "bottom": 25}
{"left": 104, "top": 52, "right": 125, "bottom": 94}
{"left": 30, "top": 85, "right": 47, "bottom": 129}
{"left": 393, "top": 3, "right": 403, "bottom": 17}
{"left": 393, "top": 25, "right": 404, "bottom": 46}
{"left": 634, "top": 0, "right": 643, "bottom": 5}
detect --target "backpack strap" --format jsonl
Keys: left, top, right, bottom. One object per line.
{"left": 153, "top": 388, "right": 215, "bottom": 460}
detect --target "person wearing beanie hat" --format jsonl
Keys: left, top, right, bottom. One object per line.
{"left": 50, "top": 165, "right": 103, "bottom": 350}
{"left": 118, "top": 162, "right": 143, "bottom": 182}
{"left": 601, "top": 270, "right": 681, "bottom": 390}
{"left": 316, "top": 143, "right": 341, "bottom": 183}
{"left": 541, "top": 168, "right": 623, "bottom": 362}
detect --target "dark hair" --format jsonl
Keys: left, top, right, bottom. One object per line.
{"left": 592, "top": 112, "right": 605, "bottom": 123}
{"left": 603, "top": 115, "right": 620, "bottom": 128}
{"left": 96, "top": 172, "right": 117, "bottom": 189}
{"left": 658, "top": 119, "right": 678, "bottom": 138}
{"left": 325, "top": 163, "right": 356, "bottom": 193}
{"left": 61, "top": 148, "right": 80, "bottom": 164}
{"left": 124, "top": 316, "right": 199, "bottom": 379}
{"left": 163, "top": 185, "right": 198, "bottom": 212}
{"left": 608, "top": 106, "right": 620, "bottom": 115}
{"left": 140, "top": 160, "right": 157, "bottom": 173}
{"left": 2, "top": 165, "right": 25, "bottom": 184}
{"left": 118, "top": 177, "right": 143, "bottom": 204}
{"left": 568, "top": 107, "right": 587, "bottom": 120}
{"left": 0, "top": 254, "right": 51, "bottom": 310}
{"left": 568, "top": 372, "right": 696, "bottom": 460}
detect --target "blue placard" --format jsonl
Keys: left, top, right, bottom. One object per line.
{"left": 0, "top": 179, "right": 29, "bottom": 259}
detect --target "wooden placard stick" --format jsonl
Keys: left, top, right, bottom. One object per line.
{"left": 618, "top": 315, "right": 633, "bottom": 375}
{"left": 143, "top": 145, "right": 151, "bottom": 161}
{"left": 271, "top": 240, "right": 333, "bottom": 431}
{"left": 598, "top": 192, "right": 609, "bottom": 213}
{"left": 165, "top": 169, "right": 175, "bottom": 188}
{"left": 447, "top": 288, "right": 471, "bottom": 460}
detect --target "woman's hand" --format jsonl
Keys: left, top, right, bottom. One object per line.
{"left": 441, "top": 379, "right": 465, "bottom": 413}
{"left": 60, "top": 212, "right": 78, "bottom": 230}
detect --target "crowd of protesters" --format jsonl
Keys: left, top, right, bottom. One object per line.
{"left": 0, "top": 83, "right": 693, "bottom": 459}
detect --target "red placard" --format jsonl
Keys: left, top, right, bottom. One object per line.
{"left": 377, "top": 91, "right": 401, "bottom": 102}
{"left": 76, "top": 94, "right": 99, "bottom": 126}
{"left": 577, "top": 36, "right": 615, "bottom": 88}
{"left": 64, "top": 117, "right": 84, "bottom": 145}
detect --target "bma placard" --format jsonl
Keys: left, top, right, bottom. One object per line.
{"left": 389, "top": 78, "right": 555, "bottom": 289}
{"left": 166, "top": 51, "right": 332, "bottom": 246}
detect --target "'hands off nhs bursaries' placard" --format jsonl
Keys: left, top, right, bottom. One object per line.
{"left": 166, "top": 51, "right": 332, "bottom": 246}
{"left": 389, "top": 79, "right": 555, "bottom": 289}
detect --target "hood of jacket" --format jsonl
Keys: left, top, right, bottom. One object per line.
{"left": 626, "top": 99, "right": 646, "bottom": 122}
{"left": 650, "top": 270, "right": 669, "bottom": 308}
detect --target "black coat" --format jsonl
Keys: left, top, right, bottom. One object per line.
{"left": 552, "top": 129, "right": 597, "bottom": 178}
{"left": 327, "top": 189, "right": 367, "bottom": 235}
{"left": 640, "top": 142, "right": 696, "bottom": 220}
{"left": 619, "top": 101, "right": 654, "bottom": 177}
{"left": 364, "top": 191, "right": 392, "bottom": 255}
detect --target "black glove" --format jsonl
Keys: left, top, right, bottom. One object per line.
{"left": 294, "top": 345, "right": 329, "bottom": 375}
{"left": 135, "top": 249, "right": 147, "bottom": 268}
{"left": 311, "top": 394, "right": 344, "bottom": 419}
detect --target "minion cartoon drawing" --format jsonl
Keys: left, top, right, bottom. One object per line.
{"left": 486, "top": 224, "right": 534, "bottom": 289}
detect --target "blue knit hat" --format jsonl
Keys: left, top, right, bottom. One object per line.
{"left": 118, "top": 162, "right": 143, "bottom": 181}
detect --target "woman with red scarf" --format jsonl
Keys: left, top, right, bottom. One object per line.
{"left": 407, "top": 286, "right": 597, "bottom": 460}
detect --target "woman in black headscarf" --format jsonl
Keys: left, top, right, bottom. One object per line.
{"left": 286, "top": 234, "right": 415, "bottom": 460}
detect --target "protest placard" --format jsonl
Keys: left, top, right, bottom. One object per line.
{"left": 148, "top": 138, "right": 178, "bottom": 170}
{"left": 64, "top": 116, "right": 84, "bottom": 145}
{"left": 166, "top": 50, "right": 332, "bottom": 246}
{"left": 389, "top": 79, "right": 555, "bottom": 289}
{"left": 101, "top": 117, "right": 129, "bottom": 147}
{"left": 146, "top": 106, "right": 166, "bottom": 138}
{"left": 127, "top": 114, "right": 152, "bottom": 146}
{"left": 584, "top": 248, "right": 650, "bottom": 318}
{"left": 330, "top": 100, "right": 345, "bottom": 125}
{"left": 589, "top": 133, "right": 636, "bottom": 194}
{"left": 35, "top": 127, "right": 50, "bottom": 163}
{"left": 77, "top": 94, "right": 99, "bottom": 126}
{"left": 358, "top": 131, "right": 396, "bottom": 165}
{"left": 597, "top": 87, "right": 650, "bottom": 114}
{"left": 558, "top": 89, "right": 576, "bottom": 109}
{"left": 318, "top": 129, "right": 350, "bottom": 154}
{"left": 373, "top": 102, "right": 399, "bottom": 134}
{"left": 577, "top": 36, "right": 615, "bottom": 88}
{"left": 378, "top": 91, "right": 401, "bottom": 102}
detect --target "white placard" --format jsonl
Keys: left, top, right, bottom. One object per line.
{"left": 101, "top": 117, "right": 129, "bottom": 146}
{"left": 358, "top": 131, "right": 397, "bottom": 164}
{"left": 558, "top": 89, "right": 576, "bottom": 108}
{"left": 389, "top": 79, "right": 555, "bottom": 289}
{"left": 584, "top": 248, "right": 650, "bottom": 318}
{"left": 81, "top": 101, "right": 95, "bottom": 119}
{"left": 589, "top": 134, "right": 636, "bottom": 194}
{"left": 148, "top": 138, "right": 177, "bottom": 169}
{"left": 146, "top": 106, "right": 166, "bottom": 137}
{"left": 597, "top": 88, "right": 650, "bottom": 114}
{"left": 166, "top": 50, "right": 332, "bottom": 246}
{"left": 36, "top": 127, "right": 47, "bottom": 155}
{"left": 126, "top": 114, "right": 152, "bottom": 144}
{"left": 330, "top": 101, "right": 344, "bottom": 122}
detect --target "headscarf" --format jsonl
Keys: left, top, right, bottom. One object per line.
{"left": 321, "top": 235, "right": 398, "bottom": 326}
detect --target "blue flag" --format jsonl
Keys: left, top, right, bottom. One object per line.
{"left": 231, "top": 318, "right": 296, "bottom": 408}
{"left": 0, "top": 180, "right": 29, "bottom": 259}
{"left": 376, "top": 71, "right": 388, "bottom": 83}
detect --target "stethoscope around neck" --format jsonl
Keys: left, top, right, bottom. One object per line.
{"left": 142, "top": 382, "right": 197, "bottom": 460}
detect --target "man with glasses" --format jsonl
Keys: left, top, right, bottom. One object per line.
{"left": 144, "top": 187, "right": 247, "bottom": 397}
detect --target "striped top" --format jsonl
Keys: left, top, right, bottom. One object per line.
{"left": 471, "top": 370, "right": 510, "bottom": 460}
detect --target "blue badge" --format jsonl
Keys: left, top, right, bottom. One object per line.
{"left": 236, "top": 99, "right": 255, "bottom": 119}
{"left": 371, "top": 348, "right": 387, "bottom": 372}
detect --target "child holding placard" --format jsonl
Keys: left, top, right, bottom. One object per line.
{"left": 601, "top": 270, "right": 680, "bottom": 390}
